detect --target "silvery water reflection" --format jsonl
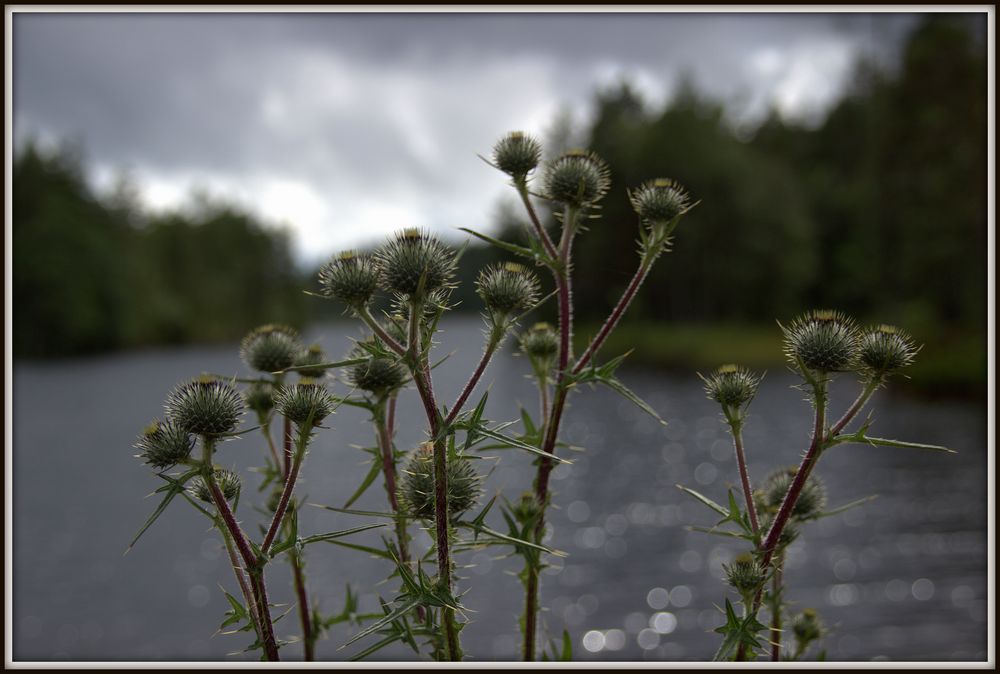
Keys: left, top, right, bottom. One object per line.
{"left": 12, "top": 318, "right": 987, "bottom": 661}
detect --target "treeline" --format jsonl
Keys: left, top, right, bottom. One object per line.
{"left": 13, "top": 145, "right": 310, "bottom": 357}
{"left": 13, "top": 16, "right": 985, "bottom": 360}
{"left": 506, "top": 16, "right": 987, "bottom": 338}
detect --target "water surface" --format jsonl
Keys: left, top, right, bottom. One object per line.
{"left": 11, "top": 318, "right": 988, "bottom": 662}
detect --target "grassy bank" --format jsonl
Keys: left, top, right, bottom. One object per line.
{"left": 573, "top": 321, "right": 987, "bottom": 400}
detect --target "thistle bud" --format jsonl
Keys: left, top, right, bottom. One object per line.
{"left": 294, "top": 344, "right": 330, "bottom": 379}
{"left": 399, "top": 442, "right": 482, "bottom": 521}
{"left": 240, "top": 324, "right": 302, "bottom": 374}
{"left": 628, "top": 178, "right": 692, "bottom": 229}
{"left": 189, "top": 468, "right": 242, "bottom": 503}
{"left": 243, "top": 381, "right": 274, "bottom": 417}
{"left": 755, "top": 467, "right": 826, "bottom": 521}
{"left": 858, "top": 324, "right": 918, "bottom": 375}
{"left": 492, "top": 131, "right": 542, "bottom": 180}
{"left": 376, "top": 229, "right": 457, "bottom": 299}
{"left": 543, "top": 149, "right": 611, "bottom": 207}
{"left": 165, "top": 375, "right": 244, "bottom": 437}
{"left": 702, "top": 364, "right": 761, "bottom": 411}
{"left": 134, "top": 419, "right": 195, "bottom": 469}
{"left": 520, "top": 322, "right": 559, "bottom": 378}
{"left": 274, "top": 381, "right": 335, "bottom": 427}
{"left": 319, "top": 250, "right": 381, "bottom": 308}
{"left": 792, "top": 608, "right": 823, "bottom": 647}
{"left": 782, "top": 310, "right": 859, "bottom": 374}
{"left": 511, "top": 492, "right": 542, "bottom": 526}
{"left": 476, "top": 262, "right": 540, "bottom": 318}
{"left": 724, "top": 552, "right": 766, "bottom": 602}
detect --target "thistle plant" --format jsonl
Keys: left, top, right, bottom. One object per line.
{"left": 683, "top": 312, "right": 953, "bottom": 661}
{"left": 472, "top": 132, "right": 696, "bottom": 660}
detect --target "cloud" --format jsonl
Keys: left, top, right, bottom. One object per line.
{"left": 12, "top": 11, "right": 918, "bottom": 261}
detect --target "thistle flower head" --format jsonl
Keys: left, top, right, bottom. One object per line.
{"left": 376, "top": 229, "right": 457, "bottom": 299}
{"left": 724, "top": 552, "right": 766, "bottom": 601}
{"left": 346, "top": 338, "right": 407, "bottom": 397}
{"left": 134, "top": 419, "right": 195, "bottom": 469}
{"left": 274, "top": 381, "right": 335, "bottom": 427}
{"left": 755, "top": 466, "right": 826, "bottom": 521}
{"left": 792, "top": 608, "right": 824, "bottom": 646}
{"left": 188, "top": 468, "right": 242, "bottom": 504}
{"left": 294, "top": 343, "right": 330, "bottom": 379}
{"left": 319, "top": 250, "right": 381, "bottom": 308}
{"left": 702, "top": 364, "right": 762, "bottom": 411}
{"left": 628, "top": 178, "right": 692, "bottom": 228}
{"left": 399, "top": 442, "right": 482, "bottom": 521}
{"left": 543, "top": 149, "right": 611, "bottom": 207}
{"left": 243, "top": 381, "right": 274, "bottom": 417}
{"left": 492, "top": 131, "right": 542, "bottom": 180}
{"left": 782, "top": 310, "right": 860, "bottom": 374}
{"left": 165, "top": 375, "right": 244, "bottom": 437}
{"left": 476, "top": 262, "right": 540, "bottom": 318}
{"left": 858, "top": 324, "right": 918, "bottom": 375}
{"left": 240, "top": 324, "right": 302, "bottom": 374}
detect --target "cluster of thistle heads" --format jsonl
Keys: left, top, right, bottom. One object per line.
{"left": 703, "top": 310, "right": 920, "bottom": 419}
{"left": 133, "top": 326, "right": 338, "bottom": 497}
{"left": 491, "top": 131, "right": 694, "bottom": 250}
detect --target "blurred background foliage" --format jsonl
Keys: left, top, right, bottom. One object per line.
{"left": 13, "top": 17, "right": 986, "bottom": 395}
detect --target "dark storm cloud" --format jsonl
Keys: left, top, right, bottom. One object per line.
{"left": 11, "top": 11, "right": 919, "bottom": 257}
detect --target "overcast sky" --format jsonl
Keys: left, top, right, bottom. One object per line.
{"left": 12, "top": 11, "right": 921, "bottom": 265}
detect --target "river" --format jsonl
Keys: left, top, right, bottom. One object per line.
{"left": 11, "top": 318, "right": 989, "bottom": 662}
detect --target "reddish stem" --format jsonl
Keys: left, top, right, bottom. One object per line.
{"left": 443, "top": 337, "right": 500, "bottom": 428}
{"left": 516, "top": 184, "right": 558, "bottom": 260}
{"left": 731, "top": 425, "right": 760, "bottom": 535}
{"left": 262, "top": 428, "right": 305, "bottom": 555}
{"left": 573, "top": 259, "right": 651, "bottom": 375}
{"left": 291, "top": 555, "right": 314, "bottom": 661}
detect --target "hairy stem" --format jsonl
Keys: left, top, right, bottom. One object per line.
{"left": 729, "top": 418, "right": 760, "bottom": 536}
{"left": 573, "top": 258, "right": 652, "bottom": 375}
{"left": 444, "top": 330, "right": 502, "bottom": 428}
{"left": 290, "top": 547, "right": 314, "bottom": 661}
{"left": 737, "top": 380, "right": 828, "bottom": 661}
{"left": 262, "top": 424, "right": 308, "bottom": 555}
{"left": 515, "top": 182, "right": 558, "bottom": 260}
{"left": 218, "top": 520, "right": 262, "bottom": 642}
{"left": 770, "top": 552, "right": 785, "bottom": 662}
{"left": 202, "top": 438, "right": 279, "bottom": 661}
{"left": 407, "top": 308, "right": 461, "bottom": 661}
{"left": 523, "top": 205, "right": 578, "bottom": 660}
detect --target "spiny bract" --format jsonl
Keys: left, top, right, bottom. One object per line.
{"left": 399, "top": 443, "right": 482, "bottom": 521}
{"left": 134, "top": 419, "right": 195, "bottom": 469}
{"left": 724, "top": 552, "right": 766, "bottom": 598}
{"left": 519, "top": 322, "right": 559, "bottom": 360}
{"left": 543, "top": 149, "right": 611, "bottom": 208}
{"left": 702, "top": 364, "right": 762, "bottom": 410}
{"left": 274, "top": 381, "right": 336, "bottom": 427}
{"left": 240, "top": 324, "right": 302, "bottom": 373}
{"left": 243, "top": 381, "right": 275, "bottom": 416}
{"left": 755, "top": 466, "right": 827, "bottom": 521}
{"left": 476, "top": 262, "right": 540, "bottom": 317}
{"left": 492, "top": 131, "right": 542, "bottom": 180}
{"left": 347, "top": 337, "right": 407, "bottom": 397}
{"left": 165, "top": 376, "right": 244, "bottom": 437}
{"left": 858, "top": 324, "right": 918, "bottom": 375}
{"left": 189, "top": 468, "right": 242, "bottom": 503}
{"left": 319, "top": 250, "right": 381, "bottom": 307}
{"left": 783, "top": 310, "right": 860, "bottom": 373}
{"left": 628, "top": 178, "right": 692, "bottom": 226}
{"left": 376, "top": 229, "right": 457, "bottom": 298}
{"left": 294, "top": 344, "right": 330, "bottom": 379}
